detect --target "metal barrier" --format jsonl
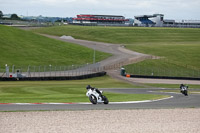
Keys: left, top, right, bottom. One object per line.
{"left": 0, "top": 63, "right": 103, "bottom": 78}
{"left": 123, "top": 64, "right": 200, "bottom": 78}
{"left": 1, "top": 55, "right": 199, "bottom": 79}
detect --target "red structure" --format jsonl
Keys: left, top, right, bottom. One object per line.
{"left": 73, "top": 14, "right": 129, "bottom": 25}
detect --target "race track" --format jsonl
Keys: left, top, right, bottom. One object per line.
{"left": 1, "top": 88, "right": 200, "bottom": 111}
{"left": 1, "top": 33, "right": 199, "bottom": 111}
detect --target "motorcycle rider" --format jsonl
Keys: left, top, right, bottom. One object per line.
{"left": 180, "top": 84, "right": 189, "bottom": 91}
{"left": 180, "top": 84, "right": 188, "bottom": 90}
{"left": 180, "top": 84, "right": 185, "bottom": 90}
{"left": 86, "top": 85, "right": 103, "bottom": 98}
{"left": 180, "top": 84, "right": 188, "bottom": 96}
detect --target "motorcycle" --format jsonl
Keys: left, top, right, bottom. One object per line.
{"left": 180, "top": 85, "right": 188, "bottom": 96}
{"left": 86, "top": 88, "right": 109, "bottom": 104}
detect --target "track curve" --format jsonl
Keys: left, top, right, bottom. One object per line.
{"left": 1, "top": 88, "right": 199, "bottom": 111}
{"left": 1, "top": 32, "right": 199, "bottom": 111}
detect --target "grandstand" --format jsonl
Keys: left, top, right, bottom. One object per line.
{"left": 134, "top": 14, "right": 164, "bottom": 27}
{"left": 72, "top": 14, "right": 129, "bottom": 26}
{"left": 134, "top": 14, "right": 200, "bottom": 28}
{"left": 72, "top": 13, "right": 200, "bottom": 28}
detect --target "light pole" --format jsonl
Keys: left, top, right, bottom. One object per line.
{"left": 5, "top": 64, "right": 9, "bottom": 77}
{"left": 93, "top": 45, "right": 96, "bottom": 64}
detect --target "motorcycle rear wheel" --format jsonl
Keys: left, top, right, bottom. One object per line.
{"left": 89, "top": 94, "right": 97, "bottom": 104}
{"left": 184, "top": 90, "right": 188, "bottom": 96}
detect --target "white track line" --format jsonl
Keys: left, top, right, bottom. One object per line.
{"left": 148, "top": 91, "right": 181, "bottom": 94}
{"left": 0, "top": 96, "right": 173, "bottom": 105}
{"left": 109, "top": 96, "right": 173, "bottom": 104}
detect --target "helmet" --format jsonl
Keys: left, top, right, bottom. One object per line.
{"left": 86, "top": 85, "right": 91, "bottom": 89}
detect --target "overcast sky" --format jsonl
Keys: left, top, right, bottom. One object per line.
{"left": 0, "top": 0, "right": 200, "bottom": 20}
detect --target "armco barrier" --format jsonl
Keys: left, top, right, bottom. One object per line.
{"left": 0, "top": 71, "right": 106, "bottom": 81}
{"left": 125, "top": 74, "right": 200, "bottom": 80}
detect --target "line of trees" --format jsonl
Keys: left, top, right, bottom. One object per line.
{"left": 10, "top": 14, "right": 20, "bottom": 20}
{"left": 0, "top": 10, "right": 3, "bottom": 18}
{"left": 0, "top": 10, "right": 20, "bottom": 20}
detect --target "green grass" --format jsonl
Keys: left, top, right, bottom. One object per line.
{"left": 32, "top": 26, "right": 200, "bottom": 44}
{"left": 33, "top": 26, "right": 200, "bottom": 77}
{"left": 0, "top": 25, "right": 111, "bottom": 66}
{"left": 124, "top": 59, "right": 200, "bottom": 77}
{"left": 146, "top": 83, "right": 200, "bottom": 89}
{"left": 0, "top": 76, "right": 168, "bottom": 103}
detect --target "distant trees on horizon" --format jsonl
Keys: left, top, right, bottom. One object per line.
{"left": 0, "top": 10, "right": 3, "bottom": 18}
{"left": 0, "top": 10, "right": 20, "bottom": 20}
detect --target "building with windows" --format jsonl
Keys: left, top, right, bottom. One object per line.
{"left": 134, "top": 14, "right": 164, "bottom": 27}
{"left": 134, "top": 14, "right": 200, "bottom": 28}
{"left": 72, "top": 14, "right": 129, "bottom": 26}
{"left": 163, "top": 20, "right": 200, "bottom": 28}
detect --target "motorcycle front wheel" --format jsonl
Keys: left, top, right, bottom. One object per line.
{"left": 89, "top": 94, "right": 97, "bottom": 104}
{"left": 102, "top": 96, "right": 109, "bottom": 104}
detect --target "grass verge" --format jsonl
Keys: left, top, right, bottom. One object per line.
{"left": 0, "top": 76, "right": 168, "bottom": 103}
{"left": 0, "top": 25, "right": 111, "bottom": 66}
{"left": 33, "top": 26, "right": 200, "bottom": 77}
{"left": 146, "top": 83, "right": 200, "bottom": 89}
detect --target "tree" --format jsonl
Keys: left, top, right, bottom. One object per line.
{"left": 0, "top": 10, "right": 3, "bottom": 18}
{"left": 11, "top": 14, "right": 20, "bottom": 20}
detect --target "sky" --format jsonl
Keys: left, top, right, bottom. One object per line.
{"left": 0, "top": 0, "right": 200, "bottom": 20}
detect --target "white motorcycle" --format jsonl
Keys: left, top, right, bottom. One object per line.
{"left": 86, "top": 88, "right": 109, "bottom": 104}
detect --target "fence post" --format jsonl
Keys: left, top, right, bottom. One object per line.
{"left": 39, "top": 66, "right": 40, "bottom": 77}
{"left": 44, "top": 66, "right": 46, "bottom": 77}
{"left": 72, "top": 65, "right": 74, "bottom": 76}
{"left": 12, "top": 65, "right": 15, "bottom": 74}
{"left": 60, "top": 66, "right": 62, "bottom": 76}
{"left": 32, "top": 66, "right": 34, "bottom": 77}
{"left": 67, "top": 65, "right": 70, "bottom": 76}
{"left": 27, "top": 65, "right": 30, "bottom": 77}
{"left": 55, "top": 66, "right": 57, "bottom": 77}
{"left": 49, "top": 65, "right": 52, "bottom": 77}
{"left": 64, "top": 66, "right": 66, "bottom": 76}
{"left": 75, "top": 65, "right": 77, "bottom": 76}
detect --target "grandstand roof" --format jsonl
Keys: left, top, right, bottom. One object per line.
{"left": 78, "top": 14, "right": 124, "bottom": 17}
{"left": 135, "top": 14, "right": 164, "bottom": 18}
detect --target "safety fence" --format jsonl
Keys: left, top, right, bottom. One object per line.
{"left": 0, "top": 63, "right": 103, "bottom": 78}
{"left": 103, "top": 55, "right": 156, "bottom": 70}
{"left": 1, "top": 54, "right": 199, "bottom": 80}
{"left": 0, "top": 55, "right": 155, "bottom": 78}
{"left": 123, "top": 64, "right": 200, "bottom": 79}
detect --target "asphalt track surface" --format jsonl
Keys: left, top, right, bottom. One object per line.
{"left": 41, "top": 34, "right": 155, "bottom": 67}
{"left": 1, "top": 88, "right": 200, "bottom": 111}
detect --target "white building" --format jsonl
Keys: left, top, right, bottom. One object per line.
{"left": 134, "top": 14, "right": 164, "bottom": 27}
{"left": 134, "top": 14, "right": 200, "bottom": 28}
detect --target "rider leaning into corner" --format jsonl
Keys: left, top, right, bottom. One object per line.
{"left": 180, "top": 84, "right": 185, "bottom": 89}
{"left": 180, "top": 84, "right": 188, "bottom": 89}
{"left": 86, "top": 85, "right": 103, "bottom": 98}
